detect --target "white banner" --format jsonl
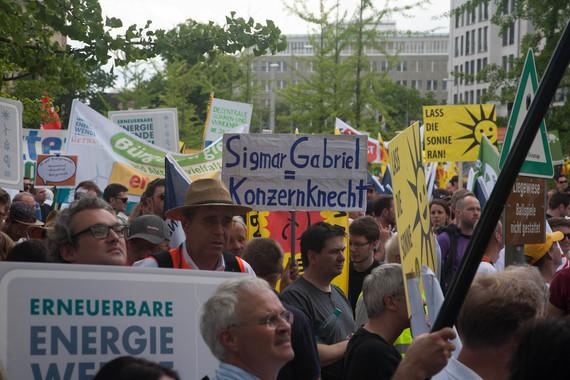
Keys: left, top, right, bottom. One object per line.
{"left": 108, "top": 108, "right": 179, "bottom": 152}
{"left": 222, "top": 134, "right": 368, "bottom": 211}
{"left": 0, "top": 97, "right": 23, "bottom": 189}
{"left": 0, "top": 262, "right": 243, "bottom": 379}
{"left": 204, "top": 98, "right": 252, "bottom": 148}
{"left": 66, "top": 100, "right": 223, "bottom": 195}
{"left": 335, "top": 118, "right": 381, "bottom": 164}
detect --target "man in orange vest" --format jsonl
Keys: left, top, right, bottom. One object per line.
{"left": 134, "top": 178, "right": 255, "bottom": 273}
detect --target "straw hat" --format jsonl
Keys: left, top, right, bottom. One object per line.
{"left": 165, "top": 178, "right": 251, "bottom": 221}
{"left": 524, "top": 231, "right": 564, "bottom": 265}
{"left": 9, "top": 203, "right": 44, "bottom": 227}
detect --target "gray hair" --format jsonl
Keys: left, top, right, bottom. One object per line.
{"left": 47, "top": 197, "right": 115, "bottom": 262}
{"left": 363, "top": 263, "right": 405, "bottom": 318}
{"left": 200, "top": 277, "right": 272, "bottom": 361}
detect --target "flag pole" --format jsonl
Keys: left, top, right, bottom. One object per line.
{"left": 431, "top": 21, "right": 570, "bottom": 332}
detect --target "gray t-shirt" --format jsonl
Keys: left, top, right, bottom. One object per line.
{"left": 280, "top": 276, "right": 355, "bottom": 344}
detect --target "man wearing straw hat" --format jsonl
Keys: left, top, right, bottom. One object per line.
{"left": 135, "top": 178, "right": 255, "bottom": 273}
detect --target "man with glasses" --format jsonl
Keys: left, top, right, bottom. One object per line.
{"left": 141, "top": 178, "right": 166, "bottom": 219}
{"left": 556, "top": 175, "right": 568, "bottom": 192}
{"left": 280, "top": 222, "right": 355, "bottom": 380}
{"left": 200, "top": 277, "right": 294, "bottom": 380}
{"left": 348, "top": 216, "right": 381, "bottom": 314}
{"left": 48, "top": 197, "right": 128, "bottom": 265}
{"left": 103, "top": 183, "right": 129, "bottom": 224}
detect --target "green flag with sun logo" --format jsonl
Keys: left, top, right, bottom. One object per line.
{"left": 423, "top": 104, "right": 498, "bottom": 162}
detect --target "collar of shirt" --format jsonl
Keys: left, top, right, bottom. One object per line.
{"left": 182, "top": 241, "right": 226, "bottom": 271}
{"left": 214, "top": 362, "right": 260, "bottom": 380}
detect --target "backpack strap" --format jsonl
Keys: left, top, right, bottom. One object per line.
{"left": 223, "top": 252, "right": 246, "bottom": 273}
{"left": 151, "top": 250, "right": 174, "bottom": 268}
{"left": 440, "top": 225, "right": 460, "bottom": 294}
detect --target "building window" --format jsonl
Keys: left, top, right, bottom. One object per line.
{"left": 454, "top": 65, "right": 459, "bottom": 86}
{"left": 466, "top": 32, "right": 470, "bottom": 55}
{"left": 455, "top": 12, "right": 460, "bottom": 28}
{"left": 460, "top": 64, "right": 464, "bottom": 85}
{"left": 502, "top": 55, "right": 508, "bottom": 72}
{"left": 461, "top": 35, "right": 464, "bottom": 55}
{"left": 483, "top": 27, "right": 488, "bottom": 51}
{"left": 476, "top": 59, "right": 481, "bottom": 83}
{"left": 471, "top": 30, "right": 475, "bottom": 54}
{"left": 433, "top": 80, "right": 438, "bottom": 91}
{"left": 455, "top": 36, "right": 459, "bottom": 57}
{"left": 454, "top": 94, "right": 458, "bottom": 104}
{"left": 477, "top": 28, "right": 482, "bottom": 52}
{"left": 478, "top": 3, "right": 483, "bottom": 21}
{"left": 397, "top": 61, "right": 407, "bottom": 72}
{"left": 412, "top": 80, "right": 417, "bottom": 89}
{"left": 476, "top": 89, "right": 481, "bottom": 104}
{"left": 484, "top": 1, "right": 489, "bottom": 20}
{"left": 509, "top": 22, "right": 515, "bottom": 45}
{"left": 442, "top": 80, "right": 447, "bottom": 91}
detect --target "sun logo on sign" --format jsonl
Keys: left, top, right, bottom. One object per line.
{"left": 405, "top": 125, "right": 436, "bottom": 272}
{"left": 456, "top": 105, "right": 497, "bottom": 155}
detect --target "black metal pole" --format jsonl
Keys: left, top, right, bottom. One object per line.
{"left": 431, "top": 20, "right": 570, "bottom": 332}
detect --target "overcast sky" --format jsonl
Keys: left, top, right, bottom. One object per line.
{"left": 99, "top": 0, "right": 450, "bottom": 35}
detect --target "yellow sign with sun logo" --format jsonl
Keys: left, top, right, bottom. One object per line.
{"left": 389, "top": 122, "right": 437, "bottom": 316}
{"left": 423, "top": 104, "right": 497, "bottom": 162}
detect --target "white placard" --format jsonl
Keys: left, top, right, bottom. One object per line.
{"left": 0, "top": 97, "right": 23, "bottom": 189}
{"left": 222, "top": 134, "right": 368, "bottom": 211}
{"left": 204, "top": 98, "right": 252, "bottom": 148}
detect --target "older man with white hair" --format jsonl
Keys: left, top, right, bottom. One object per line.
{"left": 201, "top": 277, "right": 294, "bottom": 380}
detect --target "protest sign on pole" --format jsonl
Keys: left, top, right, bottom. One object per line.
{"left": 222, "top": 134, "right": 368, "bottom": 211}
{"left": 0, "top": 262, "right": 244, "bottom": 380}
{"left": 389, "top": 122, "right": 437, "bottom": 321}
{"left": 203, "top": 98, "right": 252, "bottom": 148}
{"left": 109, "top": 108, "right": 179, "bottom": 153}
{"left": 35, "top": 154, "right": 77, "bottom": 187}
{"left": 67, "top": 100, "right": 223, "bottom": 195}
{"left": 422, "top": 104, "right": 498, "bottom": 162}
{"left": 22, "top": 129, "right": 67, "bottom": 181}
{"left": 0, "top": 97, "right": 23, "bottom": 190}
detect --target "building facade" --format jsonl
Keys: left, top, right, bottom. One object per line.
{"left": 251, "top": 22, "right": 450, "bottom": 107}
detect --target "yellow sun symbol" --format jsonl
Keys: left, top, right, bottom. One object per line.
{"left": 406, "top": 128, "right": 436, "bottom": 272}
{"left": 456, "top": 105, "right": 497, "bottom": 155}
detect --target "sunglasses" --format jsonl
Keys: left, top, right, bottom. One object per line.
{"left": 559, "top": 180, "right": 567, "bottom": 184}
{"left": 119, "top": 197, "right": 128, "bottom": 203}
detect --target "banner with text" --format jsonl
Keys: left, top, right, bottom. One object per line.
{"left": 505, "top": 176, "right": 546, "bottom": 245}
{"left": 109, "top": 108, "right": 179, "bottom": 152}
{"left": 423, "top": 104, "right": 498, "bottom": 162}
{"left": 203, "top": 98, "right": 252, "bottom": 148}
{"left": 22, "top": 129, "right": 68, "bottom": 181}
{"left": 389, "top": 122, "right": 437, "bottom": 317}
{"left": 222, "top": 134, "right": 368, "bottom": 211}
{"left": 0, "top": 263, "right": 244, "bottom": 380}
{"left": 0, "top": 98, "right": 23, "bottom": 189}
{"left": 66, "top": 100, "right": 223, "bottom": 195}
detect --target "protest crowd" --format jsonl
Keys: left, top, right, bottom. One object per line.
{"left": 1, "top": 164, "right": 570, "bottom": 380}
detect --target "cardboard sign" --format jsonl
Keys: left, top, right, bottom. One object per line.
{"left": 35, "top": 154, "right": 77, "bottom": 187}
{"left": 203, "top": 98, "right": 252, "bottom": 148}
{"left": 505, "top": 176, "right": 546, "bottom": 245}
{"left": 0, "top": 262, "right": 244, "bottom": 379}
{"left": 222, "top": 134, "right": 368, "bottom": 211}
{"left": 389, "top": 122, "right": 436, "bottom": 316}
{"left": 109, "top": 108, "right": 179, "bottom": 153}
{"left": 423, "top": 104, "right": 498, "bottom": 162}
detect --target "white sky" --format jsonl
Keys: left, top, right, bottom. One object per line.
{"left": 99, "top": 0, "right": 450, "bottom": 35}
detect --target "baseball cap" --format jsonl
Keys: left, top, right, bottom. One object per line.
{"left": 128, "top": 215, "right": 170, "bottom": 244}
{"left": 524, "top": 231, "right": 564, "bottom": 264}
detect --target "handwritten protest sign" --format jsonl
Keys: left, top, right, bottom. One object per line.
{"left": 389, "top": 122, "right": 436, "bottom": 316}
{"left": 423, "top": 104, "right": 497, "bottom": 162}
{"left": 505, "top": 176, "right": 546, "bottom": 245}
{"left": 222, "top": 134, "right": 368, "bottom": 211}
{"left": 203, "top": 98, "right": 252, "bottom": 148}
{"left": 35, "top": 154, "right": 77, "bottom": 187}
{"left": 0, "top": 263, "right": 243, "bottom": 380}
{"left": 109, "top": 108, "right": 179, "bottom": 152}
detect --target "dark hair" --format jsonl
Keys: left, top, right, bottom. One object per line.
{"left": 372, "top": 195, "right": 393, "bottom": 217}
{"left": 349, "top": 216, "right": 380, "bottom": 242}
{"left": 548, "top": 216, "right": 570, "bottom": 229}
{"left": 300, "top": 222, "right": 345, "bottom": 267}
{"left": 549, "top": 191, "right": 570, "bottom": 210}
{"left": 93, "top": 356, "right": 180, "bottom": 380}
{"left": 509, "top": 318, "right": 570, "bottom": 380}
{"left": 430, "top": 198, "right": 450, "bottom": 217}
{"left": 0, "top": 187, "right": 11, "bottom": 206}
{"left": 5, "top": 239, "right": 49, "bottom": 263}
{"left": 103, "top": 183, "right": 129, "bottom": 202}
{"left": 74, "top": 180, "right": 102, "bottom": 198}
{"left": 142, "top": 178, "right": 166, "bottom": 199}
{"left": 242, "top": 238, "right": 283, "bottom": 278}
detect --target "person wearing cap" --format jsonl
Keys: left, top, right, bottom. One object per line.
{"left": 2, "top": 202, "right": 44, "bottom": 243}
{"left": 524, "top": 231, "right": 564, "bottom": 284}
{"left": 134, "top": 178, "right": 255, "bottom": 273}
{"left": 48, "top": 197, "right": 128, "bottom": 266}
{"left": 127, "top": 214, "right": 170, "bottom": 265}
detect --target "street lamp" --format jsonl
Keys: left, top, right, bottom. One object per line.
{"left": 269, "top": 62, "right": 280, "bottom": 132}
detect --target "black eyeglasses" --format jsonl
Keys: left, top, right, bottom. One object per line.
{"left": 72, "top": 223, "right": 128, "bottom": 240}
{"left": 235, "top": 310, "right": 294, "bottom": 328}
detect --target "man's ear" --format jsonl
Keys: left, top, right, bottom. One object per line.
{"left": 219, "top": 329, "right": 238, "bottom": 353}
{"left": 383, "top": 294, "right": 398, "bottom": 311}
{"left": 59, "top": 244, "right": 77, "bottom": 263}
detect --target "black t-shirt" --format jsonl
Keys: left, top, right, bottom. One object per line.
{"left": 348, "top": 261, "right": 380, "bottom": 314}
{"left": 343, "top": 327, "right": 401, "bottom": 380}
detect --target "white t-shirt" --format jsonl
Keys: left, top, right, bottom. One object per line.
{"left": 432, "top": 357, "right": 483, "bottom": 380}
